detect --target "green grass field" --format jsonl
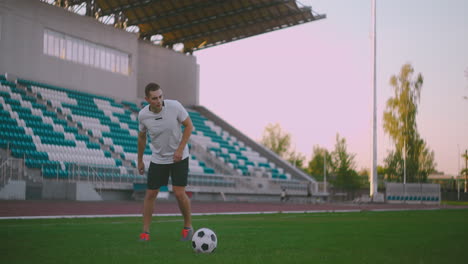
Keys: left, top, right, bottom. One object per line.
{"left": 1, "top": 209, "right": 467, "bottom": 264}
{"left": 442, "top": 200, "right": 468, "bottom": 206}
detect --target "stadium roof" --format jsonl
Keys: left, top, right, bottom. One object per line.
{"left": 48, "top": 0, "right": 326, "bottom": 54}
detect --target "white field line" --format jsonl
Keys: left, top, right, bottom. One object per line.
{"left": 0, "top": 207, "right": 448, "bottom": 220}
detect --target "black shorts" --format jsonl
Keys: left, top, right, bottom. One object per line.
{"left": 147, "top": 158, "right": 189, "bottom": 190}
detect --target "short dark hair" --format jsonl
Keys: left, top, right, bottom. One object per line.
{"left": 145, "top": 83, "right": 161, "bottom": 97}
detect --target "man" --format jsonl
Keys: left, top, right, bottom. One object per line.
{"left": 280, "top": 188, "right": 288, "bottom": 202}
{"left": 137, "top": 82, "right": 194, "bottom": 242}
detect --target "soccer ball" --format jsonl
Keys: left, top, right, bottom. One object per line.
{"left": 191, "top": 228, "right": 217, "bottom": 253}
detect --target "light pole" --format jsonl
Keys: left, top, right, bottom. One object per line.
{"left": 370, "top": 0, "right": 379, "bottom": 199}
{"left": 464, "top": 149, "right": 467, "bottom": 193}
{"left": 323, "top": 153, "right": 327, "bottom": 193}
{"left": 458, "top": 144, "right": 460, "bottom": 200}
{"left": 403, "top": 139, "right": 406, "bottom": 184}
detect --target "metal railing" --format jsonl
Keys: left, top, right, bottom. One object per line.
{"left": 36, "top": 162, "right": 312, "bottom": 195}
{"left": 190, "top": 141, "right": 240, "bottom": 176}
{"left": 0, "top": 158, "right": 26, "bottom": 186}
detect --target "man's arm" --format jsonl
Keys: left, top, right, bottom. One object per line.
{"left": 137, "top": 131, "right": 147, "bottom": 175}
{"left": 173, "top": 116, "right": 193, "bottom": 162}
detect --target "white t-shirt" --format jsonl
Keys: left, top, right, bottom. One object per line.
{"left": 138, "top": 99, "right": 189, "bottom": 164}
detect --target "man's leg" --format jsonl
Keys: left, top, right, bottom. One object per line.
{"left": 171, "top": 158, "right": 192, "bottom": 241}
{"left": 173, "top": 186, "right": 191, "bottom": 228}
{"left": 142, "top": 189, "right": 159, "bottom": 233}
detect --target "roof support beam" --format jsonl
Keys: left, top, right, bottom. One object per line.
{"left": 164, "top": 8, "right": 314, "bottom": 46}
{"left": 127, "top": 0, "right": 225, "bottom": 26}
{"left": 190, "top": 13, "right": 322, "bottom": 52}
{"left": 100, "top": 0, "right": 154, "bottom": 16}
{"left": 139, "top": 0, "right": 294, "bottom": 38}
{"left": 66, "top": 0, "right": 87, "bottom": 6}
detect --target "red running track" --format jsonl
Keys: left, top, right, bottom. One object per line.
{"left": 1, "top": 200, "right": 466, "bottom": 218}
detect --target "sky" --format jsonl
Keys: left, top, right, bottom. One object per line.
{"left": 195, "top": 0, "right": 468, "bottom": 176}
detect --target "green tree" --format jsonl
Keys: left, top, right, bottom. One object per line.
{"left": 383, "top": 150, "right": 403, "bottom": 182}
{"left": 383, "top": 63, "right": 436, "bottom": 182}
{"left": 260, "top": 123, "right": 307, "bottom": 169}
{"left": 260, "top": 123, "right": 291, "bottom": 159}
{"left": 329, "top": 134, "right": 360, "bottom": 192}
{"left": 287, "top": 150, "right": 306, "bottom": 169}
{"left": 360, "top": 166, "right": 386, "bottom": 189}
{"left": 307, "top": 145, "right": 331, "bottom": 181}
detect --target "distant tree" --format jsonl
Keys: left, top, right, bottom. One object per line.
{"left": 287, "top": 150, "right": 306, "bottom": 169}
{"left": 359, "top": 166, "right": 386, "bottom": 189}
{"left": 307, "top": 145, "right": 331, "bottom": 181}
{"left": 462, "top": 151, "right": 468, "bottom": 176}
{"left": 260, "top": 123, "right": 291, "bottom": 159}
{"left": 383, "top": 63, "right": 436, "bottom": 182}
{"left": 383, "top": 150, "right": 403, "bottom": 182}
{"left": 418, "top": 140, "right": 436, "bottom": 180}
{"left": 329, "top": 134, "right": 360, "bottom": 192}
{"left": 377, "top": 166, "right": 386, "bottom": 178}
{"left": 359, "top": 168, "right": 369, "bottom": 178}
{"left": 260, "top": 123, "right": 307, "bottom": 170}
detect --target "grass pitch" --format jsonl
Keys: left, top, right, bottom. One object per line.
{"left": 1, "top": 209, "right": 467, "bottom": 264}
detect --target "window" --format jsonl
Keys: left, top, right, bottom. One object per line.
{"left": 77, "top": 40, "right": 83, "bottom": 63}
{"left": 59, "top": 38, "right": 65, "bottom": 59}
{"left": 88, "top": 44, "right": 94, "bottom": 66}
{"left": 66, "top": 38, "right": 72, "bottom": 60}
{"left": 47, "top": 32, "right": 54, "bottom": 56}
{"left": 83, "top": 44, "right": 89, "bottom": 65}
{"left": 43, "top": 29, "right": 130, "bottom": 76}
{"left": 94, "top": 45, "right": 100, "bottom": 68}
{"left": 100, "top": 48, "right": 106, "bottom": 69}
{"left": 72, "top": 41, "right": 78, "bottom": 62}
{"left": 115, "top": 53, "right": 120, "bottom": 73}
{"left": 53, "top": 33, "right": 60, "bottom": 57}
{"left": 43, "top": 30, "right": 48, "bottom": 54}
{"left": 121, "top": 55, "right": 129, "bottom": 75}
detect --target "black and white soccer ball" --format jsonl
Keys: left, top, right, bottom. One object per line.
{"left": 191, "top": 228, "right": 217, "bottom": 254}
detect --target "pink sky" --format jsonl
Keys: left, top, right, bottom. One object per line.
{"left": 196, "top": 0, "right": 468, "bottom": 176}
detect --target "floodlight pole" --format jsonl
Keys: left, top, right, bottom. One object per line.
{"left": 464, "top": 149, "right": 467, "bottom": 193}
{"left": 370, "top": 0, "right": 379, "bottom": 199}
{"left": 457, "top": 144, "right": 460, "bottom": 200}
{"left": 323, "top": 153, "right": 327, "bottom": 193}
{"left": 403, "top": 139, "right": 406, "bottom": 184}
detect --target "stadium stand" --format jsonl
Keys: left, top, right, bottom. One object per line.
{"left": 12, "top": 79, "right": 216, "bottom": 178}
{"left": 2, "top": 79, "right": 132, "bottom": 180}
{"left": 1, "top": 77, "right": 311, "bottom": 201}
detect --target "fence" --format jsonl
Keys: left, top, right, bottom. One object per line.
{"left": 385, "top": 182, "right": 440, "bottom": 204}
{"left": 0, "top": 158, "right": 25, "bottom": 186}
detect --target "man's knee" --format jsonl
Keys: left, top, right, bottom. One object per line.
{"left": 173, "top": 187, "right": 187, "bottom": 200}
{"left": 145, "top": 189, "right": 159, "bottom": 200}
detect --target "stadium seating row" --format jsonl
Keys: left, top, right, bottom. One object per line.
{"left": 187, "top": 110, "right": 291, "bottom": 180}
{"left": 386, "top": 195, "right": 439, "bottom": 201}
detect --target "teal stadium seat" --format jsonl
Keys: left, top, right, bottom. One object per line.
{"left": 188, "top": 110, "right": 290, "bottom": 180}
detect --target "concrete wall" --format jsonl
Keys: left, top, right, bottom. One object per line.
{"left": 0, "top": 0, "right": 199, "bottom": 105}
{"left": 0, "top": 180, "right": 26, "bottom": 200}
{"left": 76, "top": 182, "right": 103, "bottom": 201}
{"left": 42, "top": 181, "right": 102, "bottom": 201}
{"left": 137, "top": 40, "right": 199, "bottom": 105}
{"left": 42, "top": 181, "right": 76, "bottom": 200}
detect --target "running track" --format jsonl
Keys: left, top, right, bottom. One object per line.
{"left": 1, "top": 200, "right": 467, "bottom": 219}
